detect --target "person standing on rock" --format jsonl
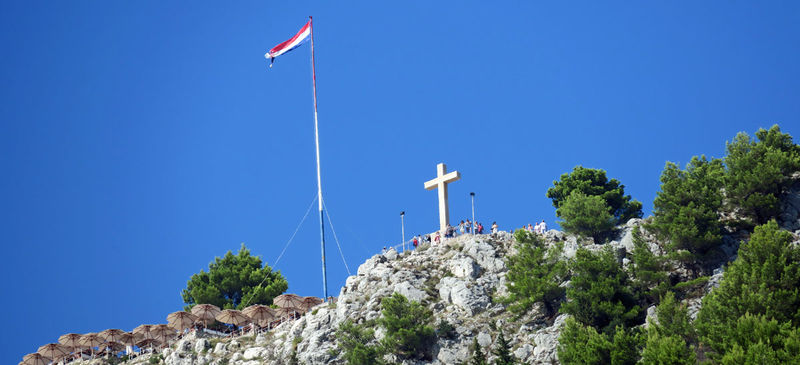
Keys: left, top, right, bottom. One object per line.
{"left": 478, "top": 222, "right": 484, "bottom": 234}
{"left": 413, "top": 235, "right": 419, "bottom": 248}
{"left": 540, "top": 220, "right": 547, "bottom": 233}
{"left": 492, "top": 222, "right": 498, "bottom": 234}
{"left": 434, "top": 231, "right": 441, "bottom": 244}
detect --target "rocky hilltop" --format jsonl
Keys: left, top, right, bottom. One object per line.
{"left": 71, "top": 181, "right": 800, "bottom": 365}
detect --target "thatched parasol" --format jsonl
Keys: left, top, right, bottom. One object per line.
{"left": 132, "top": 324, "right": 154, "bottom": 340}
{"left": 149, "top": 324, "right": 177, "bottom": 343}
{"left": 302, "top": 296, "right": 324, "bottom": 311}
{"left": 99, "top": 328, "right": 127, "bottom": 343}
{"left": 21, "top": 353, "right": 50, "bottom": 365}
{"left": 191, "top": 304, "right": 221, "bottom": 326}
{"left": 102, "top": 341, "right": 126, "bottom": 353}
{"left": 273, "top": 293, "right": 304, "bottom": 310}
{"left": 216, "top": 309, "right": 251, "bottom": 326}
{"left": 37, "top": 343, "right": 70, "bottom": 363}
{"left": 58, "top": 333, "right": 83, "bottom": 349}
{"left": 242, "top": 305, "right": 276, "bottom": 323}
{"left": 167, "top": 311, "right": 198, "bottom": 331}
{"left": 135, "top": 338, "right": 162, "bottom": 350}
{"left": 78, "top": 333, "right": 103, "bottom": 357}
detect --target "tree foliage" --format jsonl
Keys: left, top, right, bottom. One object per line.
{"left": 181, "top": 244, "right": 287, "bottom": 310}
{"left": 696, "top": 220, "right": 800, "bottom": 359}
{"left": 558, "top": 319, "right": 642, "bottom": 365}
{"left": 560, "top": 247, "right": 641, "bottom": 334}
{"left": 503, "top": 230, "right": 567, "bottom": 316}
{"left": 629, "top": 227, "right": 670, "bottom": 305}
{"left": 470, "top": 338, "right": 488, "bottom": 365}
{"left": 558, "top": 317, "right": 613, "bottom": 365}
{"left": 640, "top": 292, "right": 696, "bottom": 365}
{"left": 378, "top": 292, "right": 436, "bottom": 360}
{"left": 725, "top": 125, "right": 800, "bottom": 226}
{"left": 492, "top": 329, "right": 516, "bottom": 365}
{"left": 547, "top": 166, "right": 643, "bottom": 225}
{"left": 651, "top": 155, "right": 725, "bottom": 262}
{"left": 558, "top": 191, "right": 617, "bottom": 243}
{"left": 336, "top": 320, "right": 381, "bottom": 365}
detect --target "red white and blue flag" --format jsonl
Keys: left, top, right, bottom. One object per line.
{"left": 265, "top": 20, "right": 311, "bottom": 67}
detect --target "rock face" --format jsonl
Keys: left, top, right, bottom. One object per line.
{"left": 77, "top": 212, "right": 770, "bottom": 365}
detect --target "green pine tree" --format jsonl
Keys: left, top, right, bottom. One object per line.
{"left": 558, "top": 191, "right": 617, "bottom": 243}
{"left": 546, "top": 166, "right": 643, "bottom": 225}
{"left": 470, "top": 337, "right": 488, "bottom": 365}
{"left": 650, "top": 155, "right": 725, "bottom": 267}
{"left": 502, "top": 230, "right": 567, "bottom": 316}
{"left": 492, "top": 330, "right": 515, "bottom": 365}
{"left": 696, "top": 221, "right": 800, "bottom": 360}
{"left": 560, "top": 247, "right": 641, "bottom": 334}
{"left": 181, "top": 243, "right": 287, "bottom": 310}
{"left": 629, "top": 227, "right": 670, "bottom": 305}
{"left": 724, "top": 125, "right": 800, "bottom": 226}
{"left": 639, "top": 292, "right": 696, "bottom": 365}
{"left": 377, "top": 293, "right": 435, "bottom": 360}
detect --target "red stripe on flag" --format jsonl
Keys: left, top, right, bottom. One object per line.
{"left": 269, "top": 21, "right": 311, "bottom": 56}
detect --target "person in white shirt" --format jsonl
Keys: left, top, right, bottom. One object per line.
{"left": 539, "top": 220, "right": 547, "bottom": 233}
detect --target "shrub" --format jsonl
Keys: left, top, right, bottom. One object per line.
{"left": 560, "top": 247, "right": 641, "bottom": 334}
{"left": 470, "top": 337, "right": 489, "bottom": 365}
{"left": 181, "top": 243, "right": 288, "bottom": 310}
{"left": 640, "top": 291, "right": 696, "bottom": 365}
{"left": 696, "top": 220, "right": 800, "bottom": 359}
{"left": 378, "top": 293, "right": 436, "bottom": 360}
{"left": 546, "top": 166, "right": 643, "bottom": 225}
{"left": 725, "top": 125, "right": 800, "bottom": 226}
{"left": 492, "top": 329, "right": 516, "bottom": 365}
{"left": 336, "top": 320, "right": 381, "bottom": 365}
{"left": 558, "top": 317, "right": 612, "bottom": 364}
{"left": 436, "top": 320, "right": 456, "bottom": 339}
{"left": 558, "top": 318, "right": 643, "bottom": 365}
{"left": 650, "top": 155, "right": 725, "bottom": 266}
{"left": 629, "top": 227, "right": 669, "bottom": 305}
{"left": 503, "top": 230, "right": 567, "bottom": 316}
{"left": 558, "top": 191, "right": 616, "bottom": 243}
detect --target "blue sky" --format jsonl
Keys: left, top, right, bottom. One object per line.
{"left": 1, "top": 1, "right": 798, "bottom": 362}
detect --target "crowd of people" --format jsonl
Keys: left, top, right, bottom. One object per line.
{"left": 382, "top": 218, "right": 549, "bottom": 255}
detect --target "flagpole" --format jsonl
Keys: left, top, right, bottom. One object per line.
{"left": 309, "top": 16, "right": 329, "bottom": 300}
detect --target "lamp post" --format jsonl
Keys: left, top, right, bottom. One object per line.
{"left": 470, "top": 192, "right": 476, "bottom": 234}
{"left": 400, "top": 211, "right": 406, "bottom": 252}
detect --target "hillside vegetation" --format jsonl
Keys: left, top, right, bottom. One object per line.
{"left": 73, "top": 125, "right": 800, "bottom": 365}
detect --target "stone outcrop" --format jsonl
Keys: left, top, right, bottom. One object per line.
{"left": 71, "top": 210, "right": 780, "bottom": 365}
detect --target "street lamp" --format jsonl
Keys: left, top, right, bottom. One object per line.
{"left": 400, "top": 211, "right": 406, "bottom": 252}
{"left": 470, "top": 192, "right": 476, "bottom": 234}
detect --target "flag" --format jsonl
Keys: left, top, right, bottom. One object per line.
{"left": 265, "top": 20, "right": 311, "bottom": 67}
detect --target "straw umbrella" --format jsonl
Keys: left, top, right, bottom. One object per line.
{"left": 302, "top": 296, "right": 324, "bottom": 312}
{"left": 58, "top": 333, "right": 83, "bottom": 360}
{"left": 21, "top": 353, "right": 50, "bottom": 365}
{"left": 167, "top": 311, "right": 198, "bottom": 331}
{"left": 216, "top": 309, "right": 250, "bottom": 326}
{"left": 191, "top": 304, "right": 221, "bottom": 326}
{"left": 37, "top": 343, "right": 70, "bottom": 363}
{"left": 149, "top": 324, "right": 177, "bottom": 346}
{"left": 79, "top": 333, "right": 103, "bottom": 357}
{"left": 132, "top": 324, "right": 154, "bottom": 340}
{"left": 275, "top": 307, "right": 299, "bottom": 323}
{"left": 135, "top": 338, "right": 161, "bottom": 353}
{"left": 273, "top": 294, "right": 304, "bottom": 310}
{"left": 99, "top": 329, "right": 127, "bottom": 343}
{"left": 243, "top": 305, "right": 276, "bottom": 331}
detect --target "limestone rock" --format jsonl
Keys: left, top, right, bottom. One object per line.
{"left": 193, "top": 338, "right": 209, "bottom": 353}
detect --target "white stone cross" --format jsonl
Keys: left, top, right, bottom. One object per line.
{"left": 424, "top": 163, "right": 461, "bottom": 232}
